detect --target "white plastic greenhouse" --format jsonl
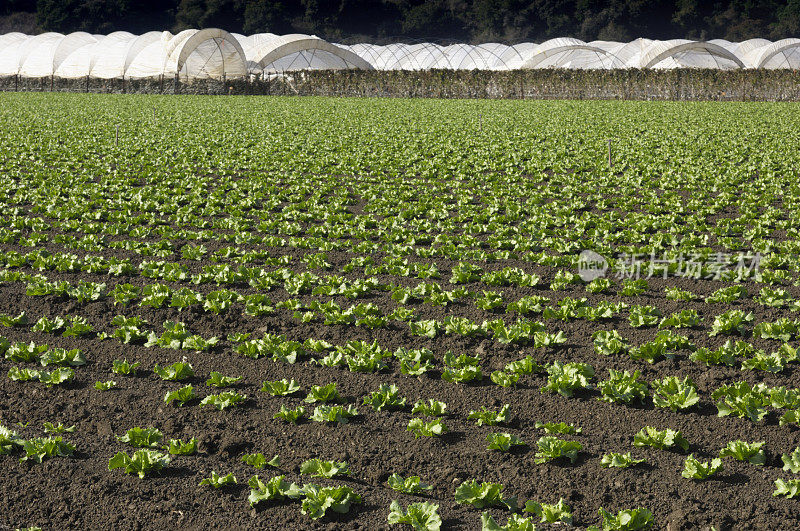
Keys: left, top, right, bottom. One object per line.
{"left": 1, "top": 30, "right": 799, "bottom": 80}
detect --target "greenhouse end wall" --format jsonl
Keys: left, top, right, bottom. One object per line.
{"left": 2, "top": 69, "right": 800, "bottom": 100}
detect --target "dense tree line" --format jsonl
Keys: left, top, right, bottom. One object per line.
{"left": 2, "top": 0, "right": 799, "bottom": 42}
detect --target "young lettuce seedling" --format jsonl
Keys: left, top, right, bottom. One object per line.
{"left": 411, "top": 399, "right": 447, "bottom": 417}
{"left": 304, "top": 383, "right": 340, "bottom": 403}
{"left": 407, "top": 418, "right": 448, "bottom": 438}
{"left": 242, "top": 453, "right": 281, "bottom": 469}
{"left": 43, "top": 422, "right": 76, "bottom": 434}
{"left": 167, "top": 438, "right": 198, "bottom": 455}
{"left": 21, "top": 437, "right": 75, "bottom": 463}
{"left": 164, "top": 385, "right": 196, "bottom": 406}
{"left": 590, "top": 507, "right": 653, "bottom": 531}
{"left": 524, "top": 498, "right": 573, "bottom": 525}
{"left": 109, "top": 449, "right": 170, "bottom": 479}
{"left": 261, "top": 378, "right": 301, "bottom": 396}
{"left": 633, "top": 427, "right": 689, "bottom": 452}
{"left": 117, "top": 427, "right": 163, "bottom": 448}
{"left": 205, "top": 371, "right": 242, "bottom": 388}
{"left": 719, "top": 440, "right": 765, "bottom": 465}
{"left": 774, "top": 479, "right": 800, "bottom": 498}
{"left": 534, "top": 436, "right": 582, "bottom": 464}
{"left": 486, "top": 433, "right": 526, "bottom": 452}
{"left": 112, "top": 359, "right": 140, "bottom": 375}
{"left": 467, "top": 404, "right": 510, "bottom": 426}
{"left": 274, "top": 405, "right": 306, "bottom": 423}
{"left": 681, "top": 454, "right": 723, "bottom": 480}
{"left": 388, "top": 500, "right": 441, "bottom": 530}
{"left": 310, "top": 405, "right": 358, "bottom": 424}
{"left": 199, "top": 471, "right": 237, "bottom": 489}
{"left": 153, "top": 361, "right": 194, "bottom": 381}
{"left": 387, "top": 473, "right": 433, "bottom": 494}
{"left": 363, "top": 384, "right": 407, "bottom": 411}
{"left": 481, "top": 513, "right": 536, "bottom": 531}
{"left": 534, "top": 421, "right": 581, "bottom": 435}
{"left": 600, "top": 452, "right": 646, "bottom": 469}
{"left": 300, "top": 458, "right": 350, "bottom": 478}
{"left": 247, "top": 475, "right": 303, "bottom": 507}
{"left": 454, "top": 479, "right": 516, "bottom": 510}
{"left": 300, "top": 484, "right": 362, "bottom": 520}
{"left": 200, "top": 391, "right": 246, "bottom": 410}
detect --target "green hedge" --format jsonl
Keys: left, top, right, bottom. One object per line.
{"left": 2, "top": 69, "right": 800, "bottom": 100}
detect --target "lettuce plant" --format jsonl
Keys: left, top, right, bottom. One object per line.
{"left": 261, "top": 378, "right": 301, "bottom": 396}
{"left": 681, "top": 454, "right": 722, "bottom": 480}
{"left": 247, "top": 475, "right": 303, "bottom": 507}
{"left": 117, "top": 427, "right": 163, "bottom": 448}
{"left": 589, "top": 507, "right": 653, "bottom": 530}
{"left": 650, "top": 376, "right": 699, "bottom": 411}
{"left": 504, "top": 356, "right": 545, "bottom": 375}
{"left": 274, "top": 405, "right": 306, "bottom": 423}
{"left": 363, "top": 384, "right": 407, "bottom": 411}
{"left": 242, "top": 453, "right": 281, "bottom": 469}
{"left": 541, "top": 361, "right": 594, "bottom": 397}
{"left": 164, "top": 384, "right": 195, "bottom": 406}
{"left": 394, "top": 347, "right": 434, "bottom": 375}
{"left": 481, "top": 513, "right": 535, "bottom": 531}
{"left": 534, "top": 436, "right": 582, "bottom": 464}
{"left": 711, "top": 381, "right": 768, "bottom": 422}
{"left": 709, "top": 310, "right": 754, "bottom": 336}
{"left": 719, "top": 440, "right": 765, "bottom": 465}
{"left": 524, "top": 498, "right": 572, "bottom": 524}
{"left": 0, "top": 424, "right": 23, "bottom": 454}
{"left": 387, "top": 501, "right": 441, "bottom": 531}
{"left": 205, "top": 371, "right": 242, "bottom": 388}
{"left": 300, "top": 484, "right": 362, "bottom": 520}
{"left": 593, "top": 330, "right": 628, "bottom": 356}
{"left": 39, "top": 348, "right": 86, "bottom": 367}
{"left": 600, "top": 452, "right": 645, "bottom": 468}
{"left": 387, "top": 473, "right": 433, "bottom": 494}
{"left": 467, "top": 404, "right": 510, "bottom": 426}
{"left": 300, "top": 458, "right": 350, "bottom": 478}
{"left": 407, "top": 418, "right": 447, "bottom": 438}
{"left": 168, "top": 438, "right": 197, "bottom": 455}
{"left": 112, "top": 359, "right": 140, "bottom": 375}
{"left": 411, "top": 399, "right": 447, "bottom": 417}
{"left": 454, "top": 479, "right": 516, "bottom": 510}
{"left": 628, "top": 305, "right": 661, "bottom": 328}
{"left": 310, "top": 405, "right": 357, "bottom": 424}
{"left": 486, "top": 432, "right": 526, "bottom": 452}
{"left": 781, "top": 447, "right": 800, "bottom": 473}
{"left": 534, "top": 421, "right": 581, "bottom": 435}
{"left": 153, "top": 361, "right": 194, "bottom": 381}
{"left": 774, "top": 479, "right": 800, "bottom": 498}
{"left": 201, "top": 391, "right": 246, "bottom": 410}
{"left": 305, "top": 383, "right": 340, "bottom": 403}
{"left": 21, "top": 437, "right": 75, "bottom": 463}
{"left": 43, "top": 422, "right": 75, "bottom": 434}
{"left": 633, "top": 427, "right": 689, "bottom": 452}
{"left": 199, "top": 471, "right": 237, "bottom": 488}
{"left": 109, "top": 449, "right": 170, "bottom": 478}
{"left": 597, "top": 369, "right": 647, "bottom": 404}
{"left": 94, "top": 380, "right": 116, "bottom": 390}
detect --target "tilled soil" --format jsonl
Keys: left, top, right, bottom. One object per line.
{"left": 2, "top": 231, "right": 800, "bottom": 531}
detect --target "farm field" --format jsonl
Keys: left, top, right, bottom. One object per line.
{"left": 2, "top": 93, "right": 800, "bottom": 530}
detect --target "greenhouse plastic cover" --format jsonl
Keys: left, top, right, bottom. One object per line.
{"left": 1, "top": 30, "right": 799, "bottom": 80}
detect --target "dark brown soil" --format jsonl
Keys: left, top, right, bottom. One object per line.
{"left": 2, "top": 190, "right": 800, "bottom": 531}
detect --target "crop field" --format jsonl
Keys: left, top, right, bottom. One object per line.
{"left": 2, "top": 93, "right": 800, "bottom": 530}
